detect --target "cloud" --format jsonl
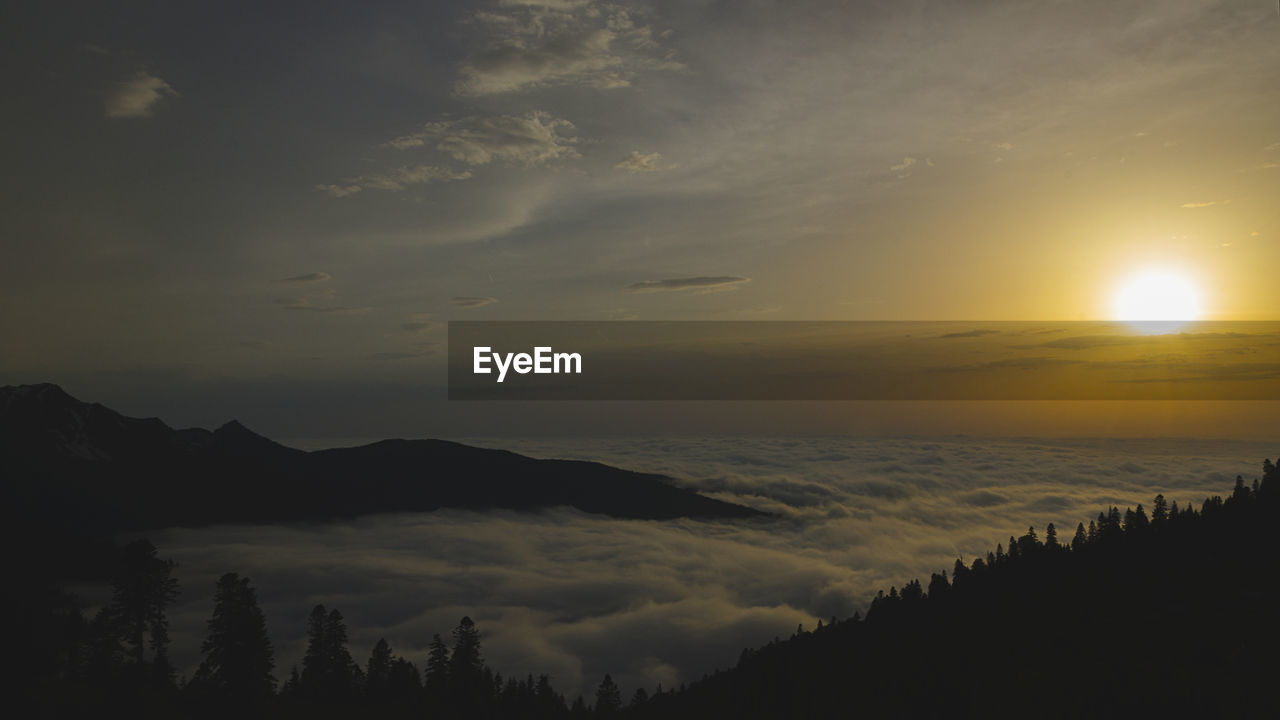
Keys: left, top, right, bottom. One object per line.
{"left": 400, "top": 321, "right": 433, "bottom": 332}
{"left": 459, "top": 28, "right": 628, "bottom": 95}
{"left": 449, "top": 296, "right": 499, "bottom": 308}
{"left": 104, "top": 71, "right": 175, "bottom": 118}
{"left": 498, "top": 0, "right": 594, "bottom": 8}
{"left": 937, "top": 329, "right": 998, "bottom": 339}
{"left": 1180, "top": 199, "right": 1230, "bottom": 208}
{"left": 316, "top": 184, "right": 362, "bottom": 198}
{"left": 385, "top": 112, "right": 578, "bottom": 167}
{"left": 1039, "top": 331, "right": 1255, "bottom": 351}
{"left": 316, "top": 165, "right": 472, "bottom": 198}
{"left": 615, "top": 151, "right": 663, "bottom": 173}
{"left": 627, "top": 277, "right": 751, "bottom": 294}
{"left": 871, "top": 156, "right": 931, "bottom": 183}
{"left": 279, "top": 272, "right": 331, "bottom": 283}
{"left": 275, "top": 289, "right": 370, "bottom": 315}
{"left": 455, "top": 2, "right": 681, "bottom": 95}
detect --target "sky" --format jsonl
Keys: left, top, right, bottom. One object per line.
{"left": 2, "top": 0, "right": 1278, "bottom": 436}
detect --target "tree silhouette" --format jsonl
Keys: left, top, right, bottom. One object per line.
{"left": 366, "top": 638, "right": 394, "bottom": 700}
{"left": 299, "top": 604, "right": 361, "bottom": 701}
{"left": 191, "top": 573, "right": 275, "bottom": 705}
{"left": 106, "top": 539, "right": 179, "bottom": 687}
{"left": 424, "top": 633, "right": 451, "bottom": 699}
{"left": 631, "top": 686, "right": 650, "bottom": 708}
{"left": 595, "top": 673, "right": 622, "bottom": 715}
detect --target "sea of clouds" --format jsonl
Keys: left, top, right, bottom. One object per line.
{"left": 148, "top": 436, "right": 1274, "bottom": 699}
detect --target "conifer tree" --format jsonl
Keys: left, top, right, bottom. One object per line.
{"left": 595, "top": 673, "right": 622, "bottom": 715}
{"left": 192, "top": 573, "right": 275, "bottom": 702}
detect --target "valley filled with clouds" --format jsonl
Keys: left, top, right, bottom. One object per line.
{"left": 146, "top": 436, "right": 1272, "bottom": 698}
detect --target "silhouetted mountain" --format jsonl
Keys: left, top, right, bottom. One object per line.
{"left": 2, "top": 383, "right": 764, "bottom": 535}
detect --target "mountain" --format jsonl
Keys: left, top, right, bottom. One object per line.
{"left": 1, "top": 383, "right": 765, "bottom": 535}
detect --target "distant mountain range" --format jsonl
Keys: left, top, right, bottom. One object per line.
{"left": 1, "top": 384, "right": 764, "bottom": 535}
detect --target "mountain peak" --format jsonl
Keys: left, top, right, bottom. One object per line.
{"left": 0, "top": 382, "right": 80, "bottom": 409}
{"left": 212, "top": 419, "right": 290, "bottom": 455}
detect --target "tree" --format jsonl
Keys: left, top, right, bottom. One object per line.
{"left": 366, "top": 638, "right": 394, "bottom": 701}
{"left": 1152, "top": 494, "right": 1169, "bottom": 526}
{"left": 928, "top": 571, "right": 950, "bottom": 599}
{"left": 595, "top": 673, "right": 622, "bottom": 715}
{"left": 387, "top": 657, "right": 422, "bottom": 702}
{"left": 192, "top": 573, "right": 275, "bottom": 703}
{"left": 449, "top": 616, "right": 485, "bottom": 702}
{"left": 323, "top": 609, "right": 361, "bottom": 698}
{"left": 1045, "top": 523, "right": 1058, "bottom": 549}
{"left": 107, "top": 539, "right": 179, "bottom": 686}
{"left": 1071, "top": 522, "right": 1087, "bottom": 551}
{"left": 630, "top": 686, "right": 649, "bottom": 707}
{"left": 299, "top": 605, "right": 360, "bottom": 701}
{"left": 424, "top": 633, "right": 451, "bottom": 697}
{"left": 300, "top": 604, "right": 328, "bottom": 696}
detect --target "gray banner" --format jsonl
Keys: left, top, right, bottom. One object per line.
{"left": 447, "top": 321, "right": 1280, "bottom": 401}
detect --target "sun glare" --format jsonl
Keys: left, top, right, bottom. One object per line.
{"left": 1112, "top": 270, "right": 1201, "bottom": 333}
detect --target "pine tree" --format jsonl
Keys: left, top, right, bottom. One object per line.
{"left": 323, "top": 609, "right": 360, "bottom": 699}
{"left": 449, "top": 616, "right": 484, "bottom": 703}
{"left": 1152, "top": 494, "right": 1169, "bottom": 526}
{"left": 299, "top": 605, "right": 359, "bottom": 701}
{"left": 1071, "top": 522, "right": 1087, "bottom": 551}
{"left": 424, "top": 633, "right": 450, "bottom": 698}
{"left": 595, "top": 673, "right": 622, "bottom": 715}
{"left": 366, "top": 638, "right": 394, "bottom": 701}
{"left": 300, "top": 604, "right": 328, "bottom": 696}
{"left": 107, "top": 539, "right": 179, "bottom": 686}
{"left": 192, "top": 573, "right": 275, "bottom": 703}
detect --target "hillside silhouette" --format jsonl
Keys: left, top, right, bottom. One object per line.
{"left": 1, "top": 383, "right": 763, "bottom": 538}
{"left": 638, "top": 459, "right": 1280, "bottom": 719}
{"left": 19, "top": 446, "right": 1277, "bottom": 718}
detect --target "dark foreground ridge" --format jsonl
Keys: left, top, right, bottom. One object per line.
{"left": 1, "top": 383, "right": 765, "bottom": 534}
{"left": 641, "top": 460, "right": 1280, "bottom": 720}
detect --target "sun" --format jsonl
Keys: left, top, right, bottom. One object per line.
{"left": 1112, "top": 270, "right": 1201, "bottom": 332}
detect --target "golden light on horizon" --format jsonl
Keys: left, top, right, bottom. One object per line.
{"left": 1112, "top": 269, "right": 1202, "bottom": 333}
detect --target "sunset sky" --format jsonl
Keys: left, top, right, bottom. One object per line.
{"left": 3, "top": 0, "right": 1277, "bottom": 435}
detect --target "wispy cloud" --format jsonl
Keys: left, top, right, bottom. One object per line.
{"left": 1180, "top": 199, "right": 1230, "bottom": 208}
{"left": 937, "top": 329, "right": 998, "bottom": 339}
{"left": 615, "top": 151, "right": 663, "bottom": 173}
{"left": 105, "top": 71, "right": 175, "bottom": 118}
{"left": 449, "top": 296, "right": 499, "bottom": 308}
{"left": 316, "top": 165, "right": 471, "bottom": 198}
{"left": 385, "top": 112, "right": 579, "bottom": 167}
{"left": 279, "top": 272, "right": 331, "bottom": 283}
{"left": 627, "top": 276, "right": 751, "bottom": 294}
{"left": 455, "top": 2, "right": 681, "bottom": 95}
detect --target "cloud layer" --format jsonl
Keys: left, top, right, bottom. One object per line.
{"left": 148, "top": 437, "right": 1271, "bottom": 700}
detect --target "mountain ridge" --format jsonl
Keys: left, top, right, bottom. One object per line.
{"left": 2, "top": 383, "right": 766, "bottom": 534}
